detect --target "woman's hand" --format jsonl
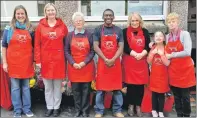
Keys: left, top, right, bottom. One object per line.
{"left": 135, "top": 53, "right": 144, "bottom": 60}
{"left": 3, "top": 62, "right": 8, "bottom": 73}
{"left": 73, "top": 63, "right": 81, "bottom": 69}
{"left": 79, "top": 62, "right": 86, "bottom": 68}
{"left": 165, "top": 53, "right": 172, "bottom": 59}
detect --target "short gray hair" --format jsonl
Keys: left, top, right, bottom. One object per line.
{"left": 72, "top": 12, "right": 85, "bottom": 21}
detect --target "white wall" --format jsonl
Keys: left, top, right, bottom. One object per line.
{"left": 1, "top": 1, "right": 38, "bottom": 17}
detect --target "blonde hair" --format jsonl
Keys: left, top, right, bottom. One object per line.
{"left": 44, "top": 3, "right": 59, "bottom": 18}
{"left": 72, "top": 12, "right": 85, "bottom": 22}
{"left": 10, "top": 5, "right": 31, "bottom": 30}
{"left": 127, "top": 12, "right": 144, "bottom": 27}
{"left": 166, "top": 12, "right": 180, "bottom": 24}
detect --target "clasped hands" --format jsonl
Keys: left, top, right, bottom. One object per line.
{"left": 104, "top": 58, "right": 115, "bottom": 67}
{"left": 73, "top": 62, "right": 86, "bottom": 69}
{"left": 130, "top": 50, "right": 144, "bottom": 60}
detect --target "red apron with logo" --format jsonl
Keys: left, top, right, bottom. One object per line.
{"left": 96, "top": 25, "right": 122, "bottom": 91}
{"left": 38, "top": 19, "right": 66, "bottom": 79}
{"left": 165, "top": 31, "right": 196, "bottom": 88}
{"left": 122, "top": 27, "right": 149, "bottom": 84}
{"left": 149, "top": 47, "right": 170, "bottom": 93}
{"left": 68, "top": 32, "right": 95, "bottom": 82}
{"left": 7, "top": 29, "right": 34, "bottom": 78}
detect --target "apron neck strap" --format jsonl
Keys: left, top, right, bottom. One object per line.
{"left": 102, "top": 25, "right": 115, "bottom": 36}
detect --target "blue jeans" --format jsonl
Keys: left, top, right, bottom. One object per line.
{"left": 11, "top": 78, "right": 31, "bottom": 114}
{"left": 94, "top": 90, "right": 123, "bottom": 115}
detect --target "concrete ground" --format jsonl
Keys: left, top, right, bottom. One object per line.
{"left": 1, "top": 89, "right": 196, "bottom": 117}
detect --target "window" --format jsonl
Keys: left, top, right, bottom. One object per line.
{"left": 37, "top": 0, "right": 55, "bottom": 16}
{"left": 80, "top": 0, "right": 167, "bottom": 21}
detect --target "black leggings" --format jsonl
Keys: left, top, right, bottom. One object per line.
{"left": 152, "top": 91, "right": 165, "bottom": 112}
{"left": 126, "top": 84, "right": 144, "bottom": 106}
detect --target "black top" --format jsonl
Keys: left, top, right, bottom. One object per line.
{"left": 123, "top": 28, "right": 151, "bottom": 55}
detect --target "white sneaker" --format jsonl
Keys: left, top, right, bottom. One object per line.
{"left": 25, "top": 111, "right": 34, "bottom": 117}
{"left": 159, "top": 112, "right": 164, "bottom": 117}
{"left": 152, "top": 110, "right": 158, "bottom": 117}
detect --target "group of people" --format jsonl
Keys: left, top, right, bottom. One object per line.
{"left": 1, "top": 2, "right": 196, "bottom": 118}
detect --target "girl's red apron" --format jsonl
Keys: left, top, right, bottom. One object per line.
{"left": 39, "top": 24, "right": 66, "bottom": 79}
{"left": 165, "top": 31, "right": 196, "bottom": 88}
{"left": 122, "top": 28, "right": 149, "bottom": 84}
{"left": 7, "top": 29, "right": 34, "bottom": 78}
{"left": 68, "top": 32, "right": 95, "bottom": 82}
{"left": 96, "top": 25, "right": 122, "bottom": 91}
{"left": 149, "top": 47, "right": 170, "bottom": 93}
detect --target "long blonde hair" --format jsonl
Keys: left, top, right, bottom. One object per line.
{"left": 10, "top": 5, "right": 31, "bottom": 30}
{"left": 127, "top": 12, "right": 144, "bottom": 27}
{"left": 43, "top": 3, "right": 59, "bottom": 18}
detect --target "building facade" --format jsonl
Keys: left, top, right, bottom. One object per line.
{"left": 1, "top": 0, "right": 196, "bottom": 48}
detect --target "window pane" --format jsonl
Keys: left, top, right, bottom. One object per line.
{"left": 127, "top": 0, "right": 163, "bottom": 15}
{"left": 81, "top": 1, "right": 126, "bottom": 16}
{"left": 37, "top": 0, "right": 54, "bottom": 16}
{"left": 81, "top": 0, "right": 164, "bottom": 16}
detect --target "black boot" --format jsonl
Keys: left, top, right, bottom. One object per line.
{"left": 183, "top": 114, "right": 190, "bottom": 117}
{"left": 177, "top": 113, "right": 183, "bottom": 117}
{"left": 74, "top": 111, "right": 81, "bottom": 117}
{"left": 45, "top": 109, "right": 53, "bottom": 117}
{"left": 53, "top": 109, "right": 61, "bottom": 117}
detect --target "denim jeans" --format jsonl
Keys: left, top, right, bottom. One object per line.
{"left": 94, "top": 90, "right": 123, "bottom": 115}
{"left": 11, "top": 78, "right": 31, "bottom": 114}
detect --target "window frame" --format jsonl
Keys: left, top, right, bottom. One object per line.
{"left": 78, "top": 1, "right": 168, "bottom": 21}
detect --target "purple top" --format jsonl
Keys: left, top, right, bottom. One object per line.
{"left": 64, "top": 30, "right": 95, "bottom": 65}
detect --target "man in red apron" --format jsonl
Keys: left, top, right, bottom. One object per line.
{"left": 165, "top": 12, "right": 196, "bottom": 117}
{"left": 93, "top": 9, "right": 124, "bottom": 117}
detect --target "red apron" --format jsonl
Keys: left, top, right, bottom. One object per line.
{"left": 7, "top": 29, "right": 34, "bottom": 78}
{"left": 149, "top": 50, "right": 170, "bottom": 93}
{"left": 122, "top": 28, "right": 149, "bottom": 84}
{"left": 68, "top": 32, "right": 95, "bottom": 82}
{"left": 165, "top": 32, "right": 196, "bottom": 88}
{"left": 96, "top": 25, "right": 122, "bottom": 91}
{"left": 40, "top": 26, "right": 66, "bottom": 79}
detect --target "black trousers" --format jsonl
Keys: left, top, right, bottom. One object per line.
{"left": 152, "top": 92, "right": 165, "bottom": 112}
{"left": 126, "top": 84, "right": 144, "bottom": 106}
{"left": 71, "top": 82, "right": 91, "bottom": 115}
{"left": 170, "top": 86, "right": 191, "bottom": 117}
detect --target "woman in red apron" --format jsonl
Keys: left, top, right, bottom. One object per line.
{"left": 147, "top": 31, "right": 170, "bottom": 117}
{"left": 93, "top": 9, "right": 124, "bottom": 117}
{"left": 165, "top": 12, "right": 196, "bottom": 117}
{"left": 1, "top": 5, "right": 34, "bottom": 117}
{"left": 34, "top": 3, "right": 68, "bottom": 117}
{"left": 122, "top": 12, "right": 150, "bottom": 117}
{"left": 65, "top": 12, "right": 95, "bottom": 117}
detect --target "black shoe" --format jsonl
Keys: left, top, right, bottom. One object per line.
{"left": 74, "top": 112, "right": 81, "bottom": 117}
{"left": 177, "top": 113, "right": 183, "bottom": 117}
{"left": 82, "top": 113, "right": 89, "bottom": 117}
{"left": 183, "top": 114, "right": 190, "bottom": 117}
{"left": 53, "top": 109, "right": 61, "bottom": 117}
{"left": 45, "top": 109, "right": 53, "bottom": 117}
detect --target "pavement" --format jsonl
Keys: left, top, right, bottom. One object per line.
{"left": 1, "top": 89, "right": 196, "bottom": 117}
